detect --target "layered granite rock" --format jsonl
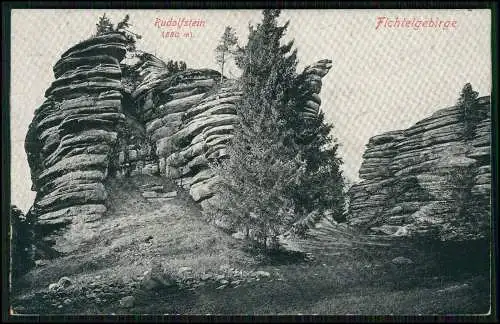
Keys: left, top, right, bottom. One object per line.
{"left": 130, "top": 61, "right": 228, "bottom": 203}
{"left": 26, "top": 34, "right": 333, "bottom": 251}
{"left": 25, "top": 33, "right": 129, "bottom": 253}
{"left": 127, "top": 54, "right": 333, "bottom": 209}
{"left": 348, "top": 96, "right": 491, "bottom": 241}
{"left": 295, "top": 59, "right": 333, "bottom": 120}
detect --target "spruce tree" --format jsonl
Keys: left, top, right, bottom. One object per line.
{"left": 95, "top": 14, "right": 141, "bottom": 50}
{"left": 209, "top": 9, "right": 304, "bottom": 249}
{"left": 291, "top": 111, "right": 345, "bottom": 223}
{"left": 210, "top": 9, "right": 346, "bottom": 246}
{"left": 10, "top": 205, "right": 35, "bottom": 279}
{"left": 96, "top": 13, "right": 114, "bottom": 36}
{"left": 457, "top": 83, "right": 479, "bottom": 140}
{"left": 115, "top": 14, "right": 131, "bottom": 31}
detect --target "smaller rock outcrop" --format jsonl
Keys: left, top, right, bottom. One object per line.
{"left": 348, "top": 96, "right": 491, "bottom": 241}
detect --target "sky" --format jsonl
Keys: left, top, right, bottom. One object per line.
{"left": 10, "top": 9, "right": 491, "bottom": 212}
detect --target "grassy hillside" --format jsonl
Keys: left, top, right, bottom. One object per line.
{"left": 11, "top": 175, "right": 491, "bottom": 315}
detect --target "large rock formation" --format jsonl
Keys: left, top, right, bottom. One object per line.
{"left": 25, "top": 33, "right": 129, "bottom": 253}
{"left": 25, "top": 34, "right": 333, "bottom": 254}
{"left": 348, "top": 96, "right": 491, "bottom": 241}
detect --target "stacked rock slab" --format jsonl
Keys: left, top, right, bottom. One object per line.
{"left": 463, "top": 97, "right": 491, "bottom": 240}
{"left": 348, "top": 96, "right": 491, "bottom": 241}
{"left": 296, "top": 60, "right": 333, "bottom": 120}
{"left": 131, "top": 60, "right": 227, "bottom": 208}
{"left": 25, "top": 33, "right": 128, "bottom": 253}
{"left": 130, "top": 55, "right": 334, "bottom": 209}
{"left": 113, "top": 51, "right": 168, "bottom": 177}
{"left": 165, "top": 83, "right": 241, "bottom": 206}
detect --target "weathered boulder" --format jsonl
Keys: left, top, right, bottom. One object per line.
{"left": 348, "top": 96, "right": 491, "bottom": 241}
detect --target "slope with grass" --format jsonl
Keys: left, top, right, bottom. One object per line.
{"left": 11, "top": 175, "right": 491, "bottom": 314}
{"left": 11, "top": 175, "right": 262, "bottom": 313}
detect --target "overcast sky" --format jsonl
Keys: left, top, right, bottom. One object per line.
{"left": 10, "top": 9, "right": 491, "bottom": 212}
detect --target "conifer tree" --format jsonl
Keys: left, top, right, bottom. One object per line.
{"left": 96, "top": 13, "right": 114, "bottom": 36}
{"left": 211, "top": 9, "right": 346, "bottom": 246}
{"left": 457, "top": 83, "right": 479, "bottom": 140}
{"left": 166, "top": 60, "right": 187, "bottom": 74}
{"left": 209, "top": 10, "right": 304, "bottom": 249}
{"left": 95, "top": 14, "right": 141, "bottom": 51}
{"left": 215, "top": 26, "right": 239, "bottom": 82}
{"left": 291, "top": 111, "right": 345, "bottom": 222}
{"left": 115, "top": 14, "right": 131, "bottom": 31}
{"left": 10, "top": 205, "right": 35, "bottom": 279}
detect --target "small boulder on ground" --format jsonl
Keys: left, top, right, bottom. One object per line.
{"left": 254, "top": 270, "right": 271, "bottom": 278}
{"left": 231, "top": 232, "right": 245, "bottom": 240}
{"left": 35, "top": 260, "right": 47, "bottom": 267}
{"left": 391, "top": 256, "right": 414, "bottom": 265}
{"left": 58, "top": 276, "right": 73, "bottom": 288}
{"left": 179, "top": 266, "right": 193, "bottom": 274}
{"left": 119, "top": 295, "right": 135, "bottom": 307}
{"left": 48, "top": 283, "right": 60, "bottom": 292}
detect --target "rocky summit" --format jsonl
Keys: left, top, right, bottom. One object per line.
{"left": 347, "top": 96, "right": 491, "bottom": 241}
{"left": 24, "top": 33, "right": 333, "bottom": 255}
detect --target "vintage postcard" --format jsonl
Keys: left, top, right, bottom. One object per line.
{"left": 6, "top": 7, "right": 494, "bottom": 317}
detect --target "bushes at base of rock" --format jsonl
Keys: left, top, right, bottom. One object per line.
{"left": 10, "top": 205, "right": 35, "bottom": 280}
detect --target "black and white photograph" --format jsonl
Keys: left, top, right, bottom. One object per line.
{"left": 5, "top": 7, "right": 495, "bottom": 317}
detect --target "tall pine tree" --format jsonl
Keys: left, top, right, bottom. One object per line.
{"left": 457, "top": 83, "right": 479, "bottom": 140}
{"left": 291, "top": 110, "right": 345, "bottom": 226}
{"left": 209, "top": 9, "right": 346, "bottom": 247}
{"left": 208, "top": 10, "right": 304, "bottom": 249}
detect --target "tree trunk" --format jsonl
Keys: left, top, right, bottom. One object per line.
{"left": 220, "top": 51, "right": 225, "bottom": 82}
